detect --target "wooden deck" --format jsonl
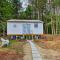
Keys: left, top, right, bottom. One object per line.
{"left": 7, "top": 34, "right": 43, "bottom": 40}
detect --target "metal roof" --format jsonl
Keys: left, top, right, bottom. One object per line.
{"left": 7, "top": 19, "right": 43, "bottom": 23}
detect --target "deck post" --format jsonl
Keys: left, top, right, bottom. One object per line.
{"left": 16, "top": 35, "right": 17, "bottom": 40}
{"left": 32, "top": 34, "right": 33, "bottom": 40}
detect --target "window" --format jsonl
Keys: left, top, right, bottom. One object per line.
{"left": 34, "top": 23, "right": 38, "bottom": 28}
{"left": 13, "top": 24, "right": 16, "bottom": 28}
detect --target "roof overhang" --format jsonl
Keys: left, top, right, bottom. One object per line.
{"left": 7, "top": 19, "right": 43, "bottom": 23}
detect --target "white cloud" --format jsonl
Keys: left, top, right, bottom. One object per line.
{"left": 20, "top": 0, "right": 29, "bottom": 11}
{"left": 20, "top": 0, "right": 28, "bottom": 8}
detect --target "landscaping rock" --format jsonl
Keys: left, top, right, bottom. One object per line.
{"left": 0, "top": 38, "right": 9, "bottom": 47}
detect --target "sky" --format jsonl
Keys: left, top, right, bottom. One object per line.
{"left": 20, "top": 0, "right": 28, "bottom": 8}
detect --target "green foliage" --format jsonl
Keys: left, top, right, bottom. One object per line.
{"left": 37, "top": 0, "right": 47, "bottom": 10}
{"left": 19, "top": 5, "right": 33, "bottom": 19}
{"left": 56, "top": 15, "right": 60, "bottom": 34}
{"left": 0, "top": 0, "right": 13, "bottom": 35}
{"left": 0, "top": 22, "right": 7, "bottom": 35}
{"left": 32, "top": 0, "right": 47, "bottom": 20}
{"left": 12, "top": 0, "right": 19, "bottom": 18}
{"left": 52, "top": 0, "right": 60, "bottom": 6}
{"left": 0, "top": 0, "right": 60, "bottom": 35}
{"left": 0, "top": 0, "right": 13, "bottom": 21}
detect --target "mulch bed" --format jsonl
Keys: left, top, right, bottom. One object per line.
{"left": 0, "top": 40, "right": 27, "bottom": 60}
{"left": 34, "top": 35, "right": 60, "bottom": 50}
{"left": 0, "top": 51, "right": 23, "bottom": 60}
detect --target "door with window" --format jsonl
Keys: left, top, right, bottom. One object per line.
{"left": 23, "top": 23, "right": 31, "bottom": 34}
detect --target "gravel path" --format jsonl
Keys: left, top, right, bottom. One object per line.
{"left": 28, "top": 40, "right": 42, "bottom": 60}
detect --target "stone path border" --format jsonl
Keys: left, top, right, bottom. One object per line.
{"left": 28, "top": 40, "right": 42, "bottom": 60}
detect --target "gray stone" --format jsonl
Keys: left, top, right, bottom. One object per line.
{"left": 32, "top": 54, "right": 40, "bottom": 58}
{"left": 33, "top": 57, "right": 42, "bottom": 60}
{"left": 1, "top": 38, "right": 9, "bottom": 47}
{"left": 32, "top": 51, "right": 39, "bottom": 54}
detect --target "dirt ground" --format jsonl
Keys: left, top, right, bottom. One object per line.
{"left": 0, "top": 40, "right": 33, "bottom": 60}
{"left": 0, "top": 40, "right": 27, "bottom": 60}
{"left": 34, "top": 35, "right": 60, "bottom": 60}
{"left": 23, "top": 42, "right": 32, "bottom": 60}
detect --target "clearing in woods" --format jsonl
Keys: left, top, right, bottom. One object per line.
{"left": 34, "top": 35, "right": 60, "bottom": 60}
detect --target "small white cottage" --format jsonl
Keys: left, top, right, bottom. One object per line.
{"left": 7, "top": 19, "right": 43, "bottom": 40}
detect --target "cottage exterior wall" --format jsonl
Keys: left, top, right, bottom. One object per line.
{"left": 7, "top": 20, "right": 43, "bottom": 35}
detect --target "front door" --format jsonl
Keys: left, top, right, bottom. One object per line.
{"left": 23, "top": 23, "right": 31, "bottom": 34}
{"left": 27, "top": 24, "right": 30, "bottom": 34}
{"left": 23, "top": 23, "right": 32, "bottom": 40}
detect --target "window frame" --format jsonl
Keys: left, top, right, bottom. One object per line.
{"left": 34, "top": 23, "right": 38, "bottom": 28}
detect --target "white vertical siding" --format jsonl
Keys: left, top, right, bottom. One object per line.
{"left": 7, "top": 22, "right": 22, "bottom": 34}
{"left": 33, "top": 23, "right": 43, "bottom": 34}
{"left": 7, "top": 22, "right": 43, "bottom": 35}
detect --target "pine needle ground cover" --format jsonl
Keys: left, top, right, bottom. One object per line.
{"left": 34, "top": 35, "right": 60, "bottom": 60}
{"left": 0, "top": 40, "right": 27, "bottom": 60}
